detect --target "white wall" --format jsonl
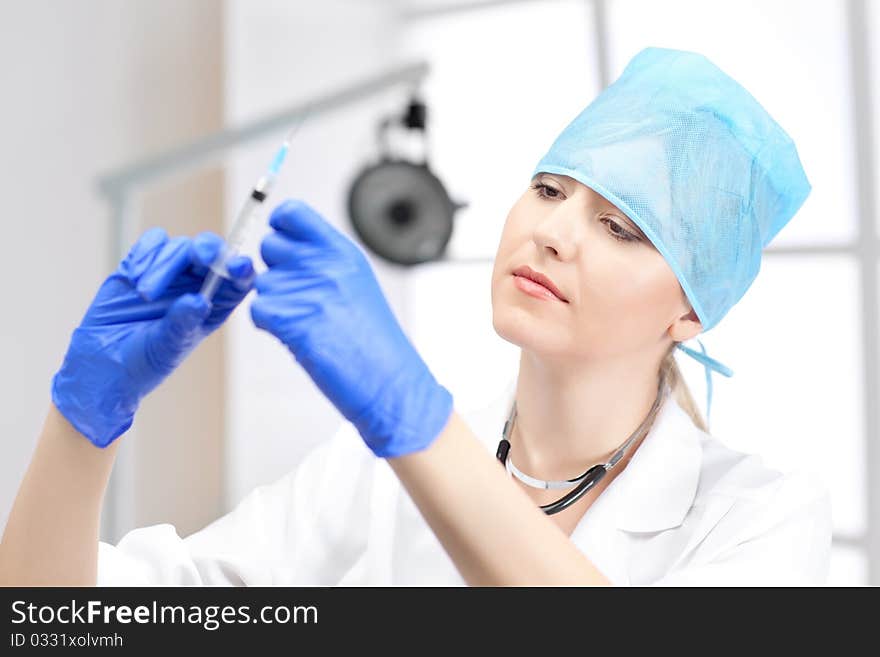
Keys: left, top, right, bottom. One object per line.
{"left": 0, "top": 0, "right": 226, "bottom": 540}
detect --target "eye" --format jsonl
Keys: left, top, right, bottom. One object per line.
{"left": 600, "top": 217, "right": 640, "bottom": 243}
{"left": 530, "top": 182, "right": 561, "bottom": 200}
{"left": 531, "top": 181, "right": 640, "bottom": 243}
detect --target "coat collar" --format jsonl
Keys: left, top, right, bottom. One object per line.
{"left": 475, "top": 377, "right": 703, "bottom": 534}
{"left": 595, "top": 394, "right": 703, "bottom": 533}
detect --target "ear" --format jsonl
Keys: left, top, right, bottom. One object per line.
{"left": 668, "top": 305, "right": 703, "bottom": 342}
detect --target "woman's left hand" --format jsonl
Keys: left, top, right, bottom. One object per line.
{"left": 250, "top": 199, "right": 454, "bottom": 458}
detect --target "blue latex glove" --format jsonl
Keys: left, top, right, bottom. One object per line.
{"left": 251, "top": 199, "right": 454, "bottom": 458}
{"left": 51, "top": 227, "right": 255, "bottom": 448}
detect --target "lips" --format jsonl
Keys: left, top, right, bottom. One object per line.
{"left": 512, "top": 265, "right": 569, "bottom": 302}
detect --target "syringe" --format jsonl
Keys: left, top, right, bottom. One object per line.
{"left": 199, "top": 118, "right": 306, "bottom": 301}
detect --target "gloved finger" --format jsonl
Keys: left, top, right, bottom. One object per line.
{"left": 268, "top": 199, "right": 351, "bottom": 250}
{"left": 259, "top": 230, "right": 297, "bottom": 268}
{"left": 225, "top": 254, "right": 255, "bottom": 291}
{"left": 191, "top": 232, "right": 254, "bottom": 287}
{"left": 198, "top": 256, "right": 257, "bottom": 328}
{"left": 191, "top": 231, "right": 224, "bottom": 268}
{"left": 250, "top": 293, "right": 322, "bottom": 338}
{"left": 260, "top": 227, "right": 364, "bottom": 275}
{"left": 145, "top": 293, "right": 211, "bottom": 373}
{"left": 118, "top": 227, "right": 168, "bottom": 283}
{"left": 252, "top": 266, "right": 325, "bottom": 297}
{"left": 136, "top": 237, "right": 194, "bottom": 301}
{"left": 86, "top": 291, "right": 175, "bottom": 326}
{"left": 208, "top": 256, "right": 256, "bottom": 312}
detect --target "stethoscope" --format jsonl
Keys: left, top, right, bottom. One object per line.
{"left": 495, "top": 371, "right": 670, "bottom": 516}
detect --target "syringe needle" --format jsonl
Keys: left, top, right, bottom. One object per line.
{"left": 198, "top": 108, "right": 311, "bottom": 303}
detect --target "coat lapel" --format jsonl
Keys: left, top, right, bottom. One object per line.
{"left": 566, "top": 395, "right": 704, "bottom": 584}
{"left": 604, "top": 397, "right": 703, "bottom": 533}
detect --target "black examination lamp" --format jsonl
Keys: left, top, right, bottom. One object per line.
{"left": 347, "top": 94, "right": 467, "bottom": 266}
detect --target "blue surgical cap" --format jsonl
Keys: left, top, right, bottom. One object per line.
{"left": 532, "top": 47, "right": 811, "bottom": 424}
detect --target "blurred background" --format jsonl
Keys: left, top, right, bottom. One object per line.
{"left": 1, "top": 0, "right": 877, "bottom": 585}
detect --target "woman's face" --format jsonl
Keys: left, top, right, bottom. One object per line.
{"left": 490, "top": 172, "right": 698, "bottom": 361}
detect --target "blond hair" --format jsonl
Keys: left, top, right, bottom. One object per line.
{"left": 660, "top": 342, "right": 708, "bottom": 433}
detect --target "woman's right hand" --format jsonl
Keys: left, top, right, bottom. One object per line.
{"left": 51, "top": 227, "right": 254, "bottom": 448}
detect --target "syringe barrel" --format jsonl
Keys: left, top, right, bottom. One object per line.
{"left": 198, "top": 159, "right": 280, "bottom": 302}
{"left": 198, "top": 195, "right": 264, "bottom": 301}
{"left": 226, "top": 193, "right": 265, "bottom": 251}
{"left": 199, "top": 270, "right": 224, "bottom": 300}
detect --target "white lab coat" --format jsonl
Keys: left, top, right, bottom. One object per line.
{"left": 97, "top": 379, "right": 832, "bottom": 586}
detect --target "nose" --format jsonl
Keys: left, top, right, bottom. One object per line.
{"left": 532, "top": 203, "right": 581, "bottom": 261}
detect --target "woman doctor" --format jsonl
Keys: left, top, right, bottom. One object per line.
{"left": 0, "top": 47, "right": 831, "bottom": 586}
